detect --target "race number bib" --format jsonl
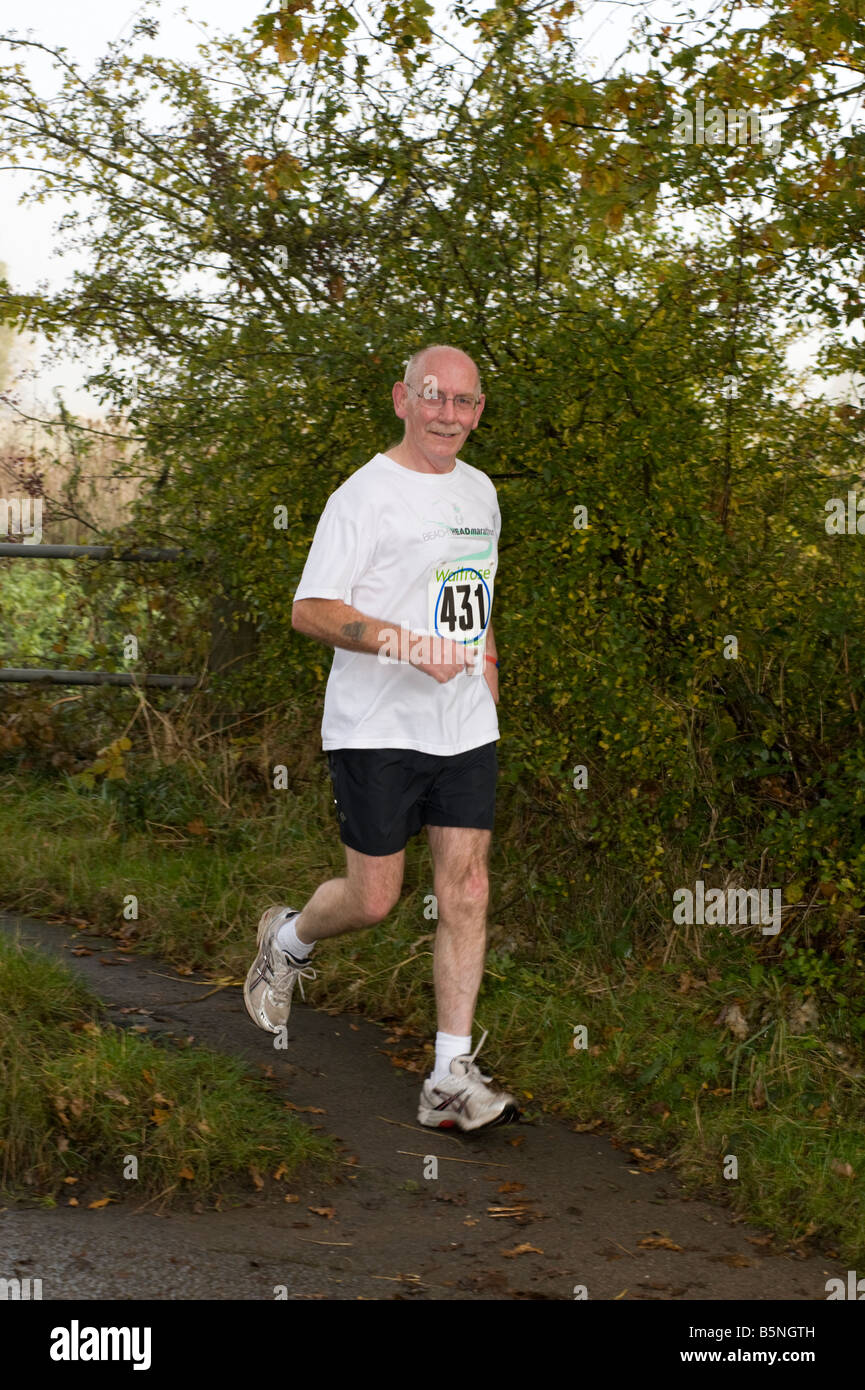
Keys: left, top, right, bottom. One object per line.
{"left": 428, "top": 564, "right": 492, "bottom": 654}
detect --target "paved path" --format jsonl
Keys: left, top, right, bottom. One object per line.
{"left": 0, "top": 912, "right": 843, "bottom": 1301}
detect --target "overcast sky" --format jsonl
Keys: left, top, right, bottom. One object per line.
{"left": 0, "top": 1, "right": 849, "bottom": 421}
{"left": 1, "top": 2, "right": 273, "bottom": 416}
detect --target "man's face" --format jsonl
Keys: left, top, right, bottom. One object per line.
{"left": 392, "top": 351, "right": 485, "bottom": 466}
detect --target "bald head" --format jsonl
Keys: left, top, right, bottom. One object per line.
{"left": 403, "top": 344, "right": 482, "bottom": 398}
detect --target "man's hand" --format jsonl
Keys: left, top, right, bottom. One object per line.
{"left": 413, "top": 635, "right": 479, "bottom": 684}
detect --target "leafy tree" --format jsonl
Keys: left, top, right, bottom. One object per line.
{"left": 0, "top": 2, "right": 864, "bottom": 982}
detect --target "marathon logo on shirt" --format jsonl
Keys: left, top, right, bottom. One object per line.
{"left": 422, "top": 525, "right": 495, "bottom": 542}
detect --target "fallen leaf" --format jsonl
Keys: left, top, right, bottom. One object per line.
{"left": 284, "top": 1193, "right": 300, "bottom": 1203}
{"left": 186, "top": 818, "right": 209, "bottom": 835}
{"left": 62, "top": 1176, "right": 78, "bottom": 1184}
{"left": 629, "top": 1145, "right": 667, "bottom": 1172}
{"left": 88, "top": 1197, "right": 114, "bottom": 1209}
{"left": 637, "top": 1235, "right": 683, "bottom": 1252}
{"left": 572, "top": 1120, "right": 602, "bottom": 1132}
{"left": 152, "top": 1092, "right": 173, "bottom": 1107}
{"left": 501, "top": 1243, "right": 543, "bottom": 1258}
{"left": 831, "top": 1160, "right": 855, "bottom": 1179}
{"left": 746, "top": 1234, "right": 773, "bottom": 1247}
{"left": 714, "top": 1253, "right": 752, "bottom": 1268}
{"left": 507, "top": 1137, "right": 525, "bottom": 1147}
{"left": 273, "top": 1163, "right": 290, "bottom": 1181}
{"left": 284, "top": 1102, "right": 327, "bottom": 1114}
{"left": 178, "top": 1166, "right": 195, "bottom": 1181}
{"left": 497, "top": 1182, "right": 525, "bottom": 1194}
{"left": 788, "top": 997, "right": 819, "bottom": 1034}
{"left": 103, "top": 1090, "right": 130, "bottom": 1106}
{"left": 714, "top": 1002, "right": 749, "bottom": 1041}
{"left": 56, "top": 1136, "right": 69, "bottom": 1153}
{"left": 68, "top": 1198, "right": 79, "bottom": 1207}
{"left": 308, "top": 1206, "right": 335, "bottom": 1219}
{"left": 249, "top": 1167, "right": 265, "bottom": 1190}
{"left": 70, "top": 947, "right": 92, "bottom": 957}
{"left": 150, "top": 1109, "right": 171, "bottom": 1126}
{"left": 386, "top": 1054, "right": 424, "bottom": 1073}
{"left": 141, "top": 1069, "right": 155, "bottom": 1084}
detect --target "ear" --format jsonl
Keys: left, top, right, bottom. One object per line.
{"left": 392, "top": 380, "right": 410, "bottom": 419}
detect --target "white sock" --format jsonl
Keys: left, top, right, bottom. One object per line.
{"left": 430, "top": 1031, "right": 472, "bottom": 1085}
{"left": 276, "top": 909, "right": 314, "bottom": 960}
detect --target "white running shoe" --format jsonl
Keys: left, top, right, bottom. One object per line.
{"left": 417, "top": 1030, "right": 520, "bottom": 1131}
{"left": 243, "top": 905, "right": 316, "bottom": 1034}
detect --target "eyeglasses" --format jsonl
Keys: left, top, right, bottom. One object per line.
{"left": 405, "top": 386, "right": 479, "bottom": 413}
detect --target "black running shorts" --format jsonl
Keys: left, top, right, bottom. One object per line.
{"left": 326, "top": 742, "right": 498, "bottom": 857}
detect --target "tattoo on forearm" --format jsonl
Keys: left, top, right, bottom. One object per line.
{"left": 340, "top": 621, "right": 367, "bottom": 643}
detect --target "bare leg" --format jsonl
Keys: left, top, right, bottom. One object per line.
{"left": 427, "top": 826, "right": 491, "bottom": 1037}
{"left": 295, "top": 845, "right": 405, "bottom": 944}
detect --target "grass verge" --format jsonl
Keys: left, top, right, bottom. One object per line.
{"left": 0, "top": 932, "right": 337, "bottom": 1206}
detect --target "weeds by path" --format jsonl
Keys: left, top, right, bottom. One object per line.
{"left": 0, "top": 934, "right": 336, "bottom": 1205}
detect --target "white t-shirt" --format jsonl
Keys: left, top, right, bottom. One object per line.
{"left": 293, "top": 452, "right": 501, "bottom": 754}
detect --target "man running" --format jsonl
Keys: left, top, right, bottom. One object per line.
{"left": 244, "top": 344, "right": 518, "bottom": 1131}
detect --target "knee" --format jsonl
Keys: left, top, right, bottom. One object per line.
{"left": 355, "top": 885, "right": 401, "bottom": 927}
{"left": 439, "top": 868, "right": 489, "bottom": 916}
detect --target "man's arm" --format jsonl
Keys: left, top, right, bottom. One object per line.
{"left": 291, "top": 597, "right": 473, "bottom": 684}
{"left": 292, "top": 597, "right": 399, "bottom": 655}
